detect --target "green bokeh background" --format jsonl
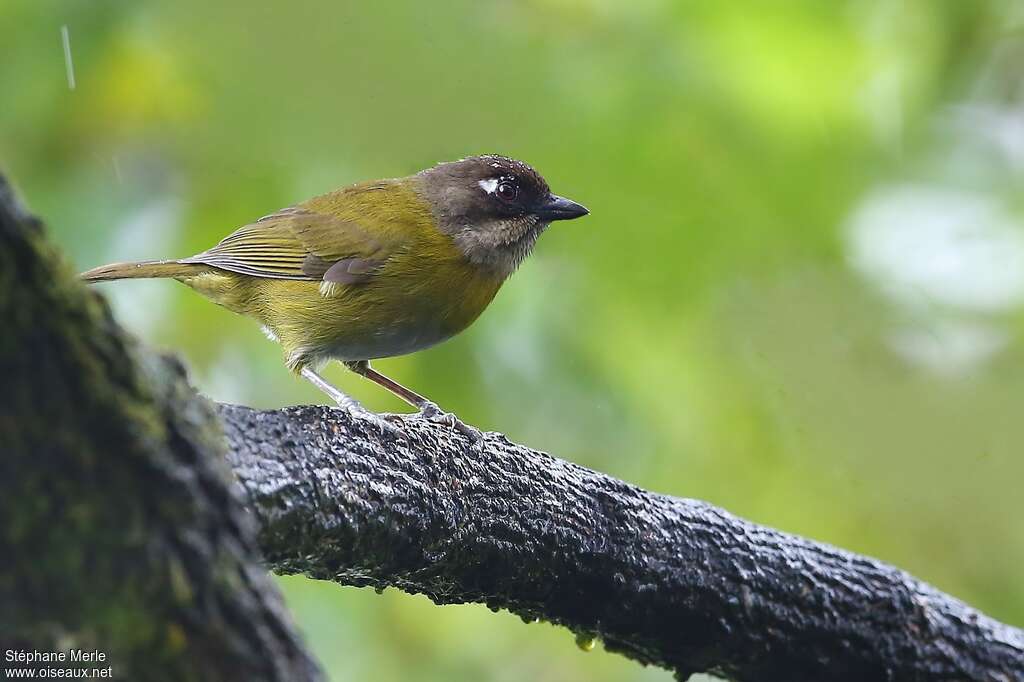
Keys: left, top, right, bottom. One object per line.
{"left": 3, "top": 1, "right": 1023, "bottom": 680}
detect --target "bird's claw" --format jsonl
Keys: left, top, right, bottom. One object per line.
{"left": 362, "top": 409, "right": 406, "bottom": 438}
{"left": 328, "top": 398, "right": 403, "bottom": 438}
{"left": 417, "top": 401, "right": 481, "bottom": 441}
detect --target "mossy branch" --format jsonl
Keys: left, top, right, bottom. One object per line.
{"left": 0, "top": 175, "right": 323, "bottom": 681}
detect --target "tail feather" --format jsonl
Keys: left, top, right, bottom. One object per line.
{"left": 80, "top": 259, "right": 203, "bottom": 283}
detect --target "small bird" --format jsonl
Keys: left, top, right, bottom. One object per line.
{"left": 82, "top": 155, "right": 588, "bottom": 429}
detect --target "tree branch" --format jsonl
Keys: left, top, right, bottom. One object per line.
{"left": 221, "top": 403, "right": 1024, "bottom": 682}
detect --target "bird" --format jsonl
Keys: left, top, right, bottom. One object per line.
{"left": 81, "top": 155, "right": 589, "bottom": 430}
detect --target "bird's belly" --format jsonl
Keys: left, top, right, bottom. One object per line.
{"left": 257, "top": 264, "right": 502, "bottom": 369}
{"left": 324, "top": 318, "right": 453, "bottom": 361}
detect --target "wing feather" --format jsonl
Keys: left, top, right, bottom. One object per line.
{"left": 182, "top": 205, "right": 397, "bottom": 284}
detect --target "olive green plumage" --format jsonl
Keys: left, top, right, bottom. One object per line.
{"left": 81, "top": 155, "right": 588, "bottom": 401}
{"left": 85, "top": 179, "right": 505, "bottom": 371}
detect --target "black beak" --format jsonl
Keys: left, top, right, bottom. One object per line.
{"left": 536, "top": 194, "right": 589, "bottom": 221}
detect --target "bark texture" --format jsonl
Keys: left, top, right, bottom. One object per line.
{"left": 0, "top": 175, "right": 322, "bottom": 681}
{"left": 221, "top": 403, "right": 1024, "bottom": 682}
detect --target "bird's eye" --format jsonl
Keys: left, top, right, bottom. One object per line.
{"left": 496, "top": 181, "right": 518, "bottom": 202}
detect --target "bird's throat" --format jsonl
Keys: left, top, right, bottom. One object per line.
{"left": 450, "top": 218, "right": 546, "bottom": 280}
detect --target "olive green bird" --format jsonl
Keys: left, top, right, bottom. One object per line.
{"left": 81, "top": 155, "right": 588, "bottom": 428}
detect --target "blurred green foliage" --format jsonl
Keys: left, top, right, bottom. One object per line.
{"left": 3, "top": 1, "right": 1023, "bottom": 679}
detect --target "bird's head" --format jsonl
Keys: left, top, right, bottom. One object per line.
{"left": 416, "top": 155, "right": 588, "bottom": 277}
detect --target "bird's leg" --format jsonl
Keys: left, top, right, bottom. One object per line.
{"left": 300, "top": 366, "right": 400, "bottom": 436}
{"left": 300, "top": 366, "right": 360, "bottom": 410}
{"left": 262, "top": 325, "right": 395, "bottom": 435}
{"left": 343, "top": 360, "right": 480, "bottom": 439}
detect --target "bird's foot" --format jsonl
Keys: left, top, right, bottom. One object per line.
{"left": 300, "top": 365, "right": 402, "bottom": 438}
{"left": 323, "top": 391, "right": 402, "bottom": 438}
{"left": 417, "top": 401, "right": 481, "bottom": 441}
{"left": 346, "top": 402, "right": 405, "bottom": 438}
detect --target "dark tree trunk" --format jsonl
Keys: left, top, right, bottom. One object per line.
{"left": 0, "top": 176, "right": 323, "bottom": 681}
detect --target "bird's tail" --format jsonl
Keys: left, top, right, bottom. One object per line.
{"left": 80, "top": 259, "right": 204, "bottom": 283}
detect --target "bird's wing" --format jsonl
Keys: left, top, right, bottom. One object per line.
{"left": 183, "top": 206, "right": 399, "bottom": 285}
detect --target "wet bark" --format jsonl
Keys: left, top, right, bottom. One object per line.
{"left": 220, "top": 404, "right": 1024, "bottom": 681}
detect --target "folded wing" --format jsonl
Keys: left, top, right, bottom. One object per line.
{"left": 182, "top": 206, "right": 397, "bottom": 286}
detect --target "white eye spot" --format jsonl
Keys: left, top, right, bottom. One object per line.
{"left": 478, "top": 178, "right": 499, "bottom": 195}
